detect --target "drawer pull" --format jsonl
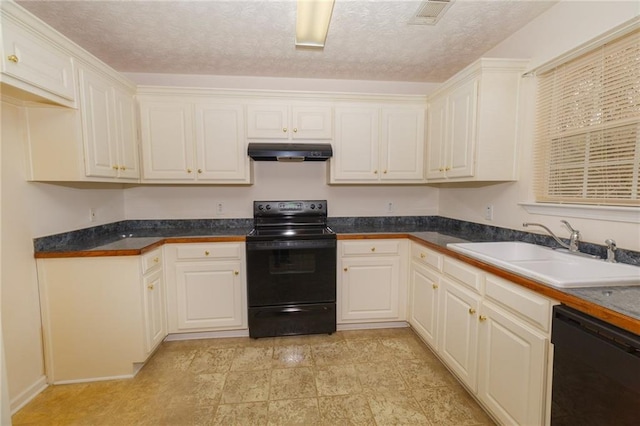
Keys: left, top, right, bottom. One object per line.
{"left": 432, "top": 284, "right": 439, "bottom": 289}
{"left": 371, "top": 247, "right": 376, "bottom": 252}
{"left": 283, "top": 127, "right": 287, "bottom": 133}
{"left": 479, "top": 315, "right": 487, "bottom": 322}
{"left": 234, "top": 271, "right": 239, "bottom": 275}
{"left": 7, "top": 54, "right": 19, "bottom": 63}
{"left": 153, "top": 257, "right": 159, "bottom": 263}
{"left": 343, "top": 267, "right": 348, "bottom": 272}
{"left": 205, "top": 251, "right": 210, "bottom": 256}
{"left": 147, "top": 284, "right": 154, "bottom": 290}
{"left": 420, "top": 253, "right": 426, "bottom": 259}
{"left": 293, "top": 128, "right": 298, "bottom": 133}
{"left": 468, "top": 308, "right": 476, "bottom": 315}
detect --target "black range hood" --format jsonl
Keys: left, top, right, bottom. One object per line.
{"left": 247, "top": 143, "right": 333, "bottom": 162}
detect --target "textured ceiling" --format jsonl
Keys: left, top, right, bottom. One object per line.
{"left": 16, "top": 0, "right": 557, "bottom": 82}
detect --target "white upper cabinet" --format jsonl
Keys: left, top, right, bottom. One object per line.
{"left": 330, "top": 102, "right": 426, "bottom": 184}
{"left": 23, "top": 64, "right": 138, "bottom": 182}
{"left": 79, "top": 65, "right": 139, "bottom": 180}
{"left": 381, "top": 107, "right": 425, "bottom": 181}
{"left": 139, "top": 99, "right": 195, "bottom": 181}
{"left": 112, "top": 86, "right": 139, "bottom": 179}
{"left": 0, "top": 14, "right": 75, "bottom": 106}
{"left": 247, "top": 103, "right": 332, "bottom": 140}
{"left": 138, "top": 94, "right": 252, "bottom": 184}
{"left": 195, "top": 103, "right": 249, "bottom": 181}
{"left": 426, "top": 58, "right": 528, "bottom": 182}
{"left": 331, "top": 105, "right": 380, "bottom": 181}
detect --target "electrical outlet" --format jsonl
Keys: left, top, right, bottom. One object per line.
{"left": 484, "top": 205, "right": 494, "bottom": 221}
{"left": 89, "top": 208, "right": 96, "bottom": 222}
{"left": 216, "top": 203, "right": 224, "bottom": 215}
{"left": 387, "top": 202, "right": 394, "bottom": 213}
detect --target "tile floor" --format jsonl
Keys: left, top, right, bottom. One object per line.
{"left": 12, "top": 327, "right": 495, "bottom": 425}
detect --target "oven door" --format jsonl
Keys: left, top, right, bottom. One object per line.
{"left": 246, "top": 238, "right": 336, "bottom": 307}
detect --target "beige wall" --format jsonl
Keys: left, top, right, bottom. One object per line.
{"left": 438, "top": 1, "right": 640, "bottom": 251}
{"left": 124, "top": 162, "right": 439, "bottom": 219}
{"left": 0, "top": 100, "right": 126, "bottom": 411}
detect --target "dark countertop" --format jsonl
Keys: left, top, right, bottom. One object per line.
{"left": 32, "top": 218, "right": 640, "bottom": 334}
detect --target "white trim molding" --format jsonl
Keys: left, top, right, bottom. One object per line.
{"left": 519, "top": 202, "right": 640, "bottom": 224}
{"left": 10, "top": 375, "right": 47, "bottom": 415}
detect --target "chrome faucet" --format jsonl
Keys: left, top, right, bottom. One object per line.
{"left": 522, "top": 220, "right": 581, "bottom": 252}
{"left": 605, "top": 239, "right": 617, "bottom": 263}
{"left": 560, "top": 220, "right": 581, "bottom": 252}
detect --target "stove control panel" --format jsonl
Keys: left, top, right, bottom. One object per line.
{"left": 254, "top": 200, "right": 327, "bottom": 216}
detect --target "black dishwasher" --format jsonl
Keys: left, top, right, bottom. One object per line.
{"left": 551, "top": 305, "right": 640, "bottom": 425}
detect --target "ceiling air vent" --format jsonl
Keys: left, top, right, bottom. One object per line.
{"left": 409, "top": 0, "right": 455, "bottom": 25}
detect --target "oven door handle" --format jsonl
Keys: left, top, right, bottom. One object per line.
{"left": 246, "top": 239, "right": 336, "bottom": 250}
{"left": 254, "top": 306, "right": 329, "bottom": 317}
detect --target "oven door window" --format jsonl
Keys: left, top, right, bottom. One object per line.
{"left": 269, "top": 250, "right": 315, "bottom": 275}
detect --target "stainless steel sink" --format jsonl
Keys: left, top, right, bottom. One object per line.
{"left": 447, "top": 242, "right": 640, "bottom": 288}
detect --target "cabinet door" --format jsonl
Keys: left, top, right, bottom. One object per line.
{"left": 247, "top": 104, "right": 289, "bottom": 139}
{"left": 1, "top": 19, "right": 75, "bottom": 102}
{"left": 380, "top": 107, "right": 425, "bottom": 181}
{"left": 478, "top": 301, "right": 547, "bottom": 426}
{"left": 174, "top": 261, "right": 244, "bottom": 330}
{"left": 78, "top": 67, "right": 117, "bottom": 178}
{"left": 409, "top": 261, "right": 440, "bottom": 349}
{"left": 339, "top": 256, "right": 400, "bottom": 322}
{"left": 291, "top": 105, "right": 332, "bottom": 139}
{"left": 331, "top": 105, "right": 380, "bottom": 182}
{"left": 446, "top": 78, "right": 478, "bottom": 178}
{"left": 142, "top": 269, "right": 166, "bottom": 354}
{"left": 426, "top": 95, "right": 447, "bottom": 180}
{"left": 139, "top": 100, "right": 195, "bottom": 180}
{"left": 113, "top": 87, "right": 139, "bottom": 179}
{"left": 438, "top": 277, "right": 481, "bottom": 391}
{"left": 194, "top": 103, "right": 250, "bottom": 182}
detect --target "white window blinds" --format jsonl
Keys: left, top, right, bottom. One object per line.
{"left": 534, "top": 28, "right": 640, "bottom": 206}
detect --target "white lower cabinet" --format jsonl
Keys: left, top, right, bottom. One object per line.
{"left": 409, "top": 242, "right": 557, "bottom": 425}
{"left": 338, "top": 239, "right": 408, "bottom": 323}
{"left": 141, "top": 247, "right": 166, "bottom": 354}
{"left": 477, "top": 300, "right": 547, "bottom": 426}
{"left": 438, "top": 276, "right": 481, "bottom": 392}
{"left": 409, "top": 262, "right": 440, "bottom": 348}
{"left": 36, "top": 251, "right": 167, "bottom": 383}
{"left": 408, "top": 242, "right": 443, "bottom": 349}
{"left": 165, "top": 242, "right": 247, "bottom": 333}
{"left": 142, "top": 269, "right": 166, "bottom": 353}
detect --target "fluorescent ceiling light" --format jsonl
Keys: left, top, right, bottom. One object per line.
{"left": 296, "top": 0, "right": 335, "bottom": 48}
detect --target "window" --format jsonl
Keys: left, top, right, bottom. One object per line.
{"left": 534, "top": 28, "right": 639, "bottom": 206}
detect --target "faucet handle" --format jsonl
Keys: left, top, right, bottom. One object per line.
{"left": 605, "top": 239, "right": 617, "bottom": 263}
{"left": 561, "top": 220, "right": 579, "bottom": 234}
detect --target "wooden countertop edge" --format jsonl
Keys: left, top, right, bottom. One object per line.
{"left": 34, "top": 231, "right": 638, "bottom": 334}
{"left": 34, "top": 236, "right": 246, "bottom": 258}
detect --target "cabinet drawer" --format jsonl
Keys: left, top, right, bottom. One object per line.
{"left": 485, "top": 274, "right": 553, "bottom": 333}
{"left": 443, "top": 257, "right": 483, "bottom": 293}
{"left": 175, "top": 243, "right": 242, "bottom": 260}
{"left": 141, "top": 248, "right": 163, "bottom": 273}
{"left": 342, "top": 240, "right": 401, "bottom": 256}
{"left": 411, "top": 243, "right": 443, "bottom": 271}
